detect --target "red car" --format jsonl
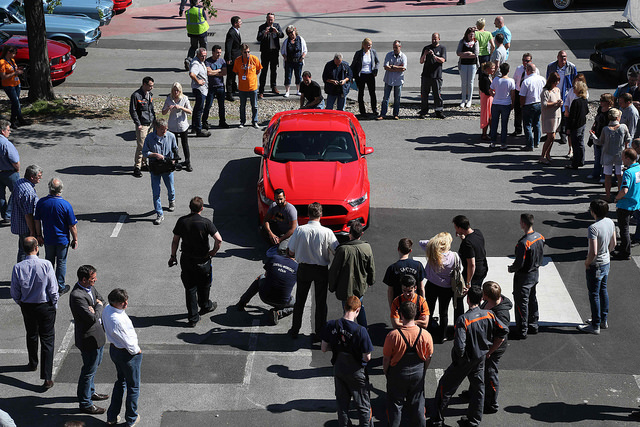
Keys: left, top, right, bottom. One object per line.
{"left": 112, "top": 0, "right": 132, "bottom": 12}
{"left": 0, "top": 31, "right": 76, "bottom": 87}
{"left": 254, "top": 110, "right": 374, "bottom": 235}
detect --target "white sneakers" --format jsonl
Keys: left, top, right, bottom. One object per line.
{"left": 283, "top": 92, "right": 290, "bottom": 98}
{"left": 153, "top": 214, "right": 164, "bottom": 225}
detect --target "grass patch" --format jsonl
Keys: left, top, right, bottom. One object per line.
{"left": 23, "top": 99, "right": 66, "bottom": 116}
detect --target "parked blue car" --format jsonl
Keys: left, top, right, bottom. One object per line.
{"left": 43, "top": 0, "right": 114, "bottom": 26}
{"left": 0, "top": 0, "right": 100, "bottom": 54}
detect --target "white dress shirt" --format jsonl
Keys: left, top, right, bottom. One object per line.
{"left": 102, "top": 304, "right": 141, "bottom": 355}
{"left": 287, "top": 220, "right": 338, "bottom": 266}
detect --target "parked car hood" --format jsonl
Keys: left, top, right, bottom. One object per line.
{"left": 43, "top": 14, "right": 101, "bottom": 32}
{"left": 595, "top": 37, "right": 640, "bottom": 50}
{"left": 265, "top": 159, "right": 364, "bottom": 202}
{"left": 5, "top": 34, "right": 70, "bottom": 57}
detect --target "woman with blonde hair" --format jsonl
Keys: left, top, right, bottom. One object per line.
{"left": 563, "top": 73, "right": 589, "bottom": 159}
{"left": 162, "top": 82, "right": 193, "bottom": 171}
{"left": 420, "top": 232, "right": 460, "bottom": 343}
{"left": 351, "top": 37, "right": 379, "bottom": 117}
{"left": 598, "top": 108, "right": 632, "bottom": 201}
{"left": 474, "top": 18, "right": 495, "bottom": 66}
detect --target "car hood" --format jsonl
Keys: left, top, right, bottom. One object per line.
{"left": 595, "top": 37, "right": 640, "bottom": 51}
{"left": 44, "top": 14, "right": 100, "bottom": 32}
{"left": 7, "top": 35, "right": 70, "bottom": 57}
{"left": 265, "top": 160, "right": 364, "bottom": 202}
{"left": 51, "top": 0, "right": 113, "bottom": 8}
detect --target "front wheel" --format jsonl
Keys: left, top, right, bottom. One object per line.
{"left": 550, "top": 0, "right": 572, "bottom": 10}
{"left": 625, "top": 62, "right": 640, "bottom": 81}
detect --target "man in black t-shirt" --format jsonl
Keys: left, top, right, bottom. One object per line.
{"left": 299, "top": 71, "right": 325, "bottom": 109}
{"left": 383, "top": 238, "right": 426, "bottom": 308}
{"left": 452, "top": 215, "right": 488, "bottom": 321}
{"left": 169, "top": 196, "right": 223, "bottom": 327}
{"left": 321, "top": 296, "right": 373, "bottom": 427}
{"left": 418, "top": 33, "right": 446, "bottom": 119}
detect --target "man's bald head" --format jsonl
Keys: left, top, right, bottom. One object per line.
{"left": 23, "top": 236, "right": 38, "bottom": 254}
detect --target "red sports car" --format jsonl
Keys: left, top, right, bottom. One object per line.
{"left": 254, "top": 110, "right": 374, "bottom": 235}
{"left": 112, "top": 0, "right": 132, "bottom": 12}
{"left": 0, "top": 31, "right": 76, "bottom": 87}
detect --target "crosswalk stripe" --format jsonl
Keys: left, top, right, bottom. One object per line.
{"left": 414, "top": 257, "right": 583, "bottom": 326}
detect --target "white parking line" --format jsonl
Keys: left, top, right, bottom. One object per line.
{"left": 110, "top": 215, "right": 127, "bottom": 237}
{"left": 243, "top": 319, "right": 260, "bottom": 386}
{"left": 414, "top": 257, "right": 583, "bottom": 326}
{"left": 52, "top": 321, "right": 74, "bottom": 379}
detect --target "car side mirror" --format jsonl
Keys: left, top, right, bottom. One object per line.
{"left": 254, "top": 147, "right": 264, "bottom": 156}
{"left": 362, "top": 146, "right": 374, "bottom": 155}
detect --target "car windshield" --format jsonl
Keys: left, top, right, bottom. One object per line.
{"left": 7, "top": 1, "right": 25, "bottom": 23}
{"left": 270, "top": 131, "right": 358, "bottom": 163}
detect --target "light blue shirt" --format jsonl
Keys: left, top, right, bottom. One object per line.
{"left": 11, "top": 255, "right": 58, "bottom": 307}
{"left": 618, "top": 163, "right": 640, "bottom": 211}
{"left": 492, "top": 26, "right": 511, "bottom": 59}
{"left": 383, "top": 51, "right": 407, "bottom": 87}
{"left": 0, "top": 134, "right": 19, "bottom": 171}
{"left": 142, "top": 130, "right": 178, "bottom": 160}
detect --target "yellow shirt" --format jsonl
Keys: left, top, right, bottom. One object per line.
{"left": 233, "top": 55, "right": 262, "bottom": 92}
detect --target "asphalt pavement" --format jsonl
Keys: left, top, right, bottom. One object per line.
{"left": 1, "top": 0, "right": 640, "bottom": 426}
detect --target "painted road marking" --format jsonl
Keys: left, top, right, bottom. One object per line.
{"left": 52, "top": 321, "right": 75, "bottom": 379}
{"left": 110, "top": 215, "right": 127, "bottom": 237}
{"left": 243, "top": 319, "right": 260, "bottom": 386}
{"left": 414, "top": 257, "right": 583, "bottom": 326}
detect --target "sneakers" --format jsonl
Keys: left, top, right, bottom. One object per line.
{"left": 252, "top": 122, "right": 260, "bottom": 129}
{"left": 465, "top": 101, "right": 472, "bottom": 108}
{"left": 238, "top": 124, "right": 244, "bottom": 128}
{"left": 59, "top": 284, "right": 71, "bottom": 296}
{"left": 577, "top": 324, "right": 600, "bottom": 335}
{"left": 195, "top": 130, "right": 211, "bottom": 137}
{"left": 129, "top": 415, "right": 141, "bottom": 427}
{"left": 490, "top": 143, "right": 496, "bottom": 149}
{"left": 270, "top": 309, "right": 280, "bottom": 325}
{"left": 283, "top": 92, "right": 290, "bottom": 98}
{"left": 168, "top": 201, "right": 175, "bottom": 212}
{"left": 585, "top": 318, "right": 608, "bottom": 329}
{"left": 153, "top": 214, "right": 164, "bottom": 225}
{"left": 459, "top": 102, "right": 466, "bottom": 108}
{"left": 107, "top": 416, "right": 121, "bottom": 426}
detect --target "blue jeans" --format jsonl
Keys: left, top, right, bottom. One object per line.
{"left": 325, "top": 93, "right": 346, "bottom": 111}
{"left": 44, "top": 243, "right": 69, "bottom": 290}
{"left": 490, "top": 103, "right": 512, "bottom": 145}
{"left": 3, "top": 85, "right": 23, "bottom": 124}
{"left": 284, "top": 61, "right": 303, "bottom": 86}
{"left": 586, "top": 263, "right": 609, "bottom": 327}
{"left": 0, "top": 170, "right": 18, "bottom": 220}
{"left": 238, "top": 90, "right": 258, "bottom": 124}
{"left": 380, "top": 84, "right": 402, "bottom": 117}
{"left": 192, "top": 87, "right": 205, "bottom": 132}
{"left": 522, "top": 102, "right": 541, "bottom": 148}
{"left": 150, "top": 172, "right": 175, "bottom": 216}
{"left": 78, "top": 346, "right": 104, "bottom": 408}
{"left": 592, "top": 144, "right": 603, "bottom": 180}
{"left": 203, "top": 85, "right": 226, "bottom": 125}
{"left": 459, "top": 63, "right": 477, "bottom": 104}
{"left": 107, "top": 346, "right": 142, "bottom": 426}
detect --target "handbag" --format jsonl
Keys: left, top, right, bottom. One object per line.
{"left": 450, "top": 253, "right": 466, "bottom": 301}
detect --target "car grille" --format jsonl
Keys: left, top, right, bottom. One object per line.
{"left": 294, "top": 204, "right": 348, "bottom": 217}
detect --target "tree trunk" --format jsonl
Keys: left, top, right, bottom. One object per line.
{"left": 24, "top": 0, "right": 54, "bottom": 101}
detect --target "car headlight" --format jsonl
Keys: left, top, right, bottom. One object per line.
{"left": 347, "top": 193, "right": 367, "bottom": 207}
{"left": 259, "top": 188, "right": 273, "bottom": 206}
{"left": 603, "top": 55, "right": 617, "bottom": 64}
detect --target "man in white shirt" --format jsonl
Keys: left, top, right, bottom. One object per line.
{"left": 512, "top": 53, "right": 534, "bottom": 136}
{"left": 102, "top": 288, "right": 142, "bottom": 427}
{"left": 189, "top": 47, "right": 212, "bottom": 138}
{"left": 519, "top": 63, "right": 546, "bottom": 151}
{"left": 287, "top": 202, "right": 338, "bottom": 341}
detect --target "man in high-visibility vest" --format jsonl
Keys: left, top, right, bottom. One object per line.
{"left": 185, "top": 0, "right": 209, "bottom": 69}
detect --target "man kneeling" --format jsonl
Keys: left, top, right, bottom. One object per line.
{"left": 236, "top": 246, "right": 297, "bottom": 325}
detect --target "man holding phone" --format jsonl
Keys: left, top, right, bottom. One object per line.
{"left": 256, "top": 13, "right": 284, "bottom": 98}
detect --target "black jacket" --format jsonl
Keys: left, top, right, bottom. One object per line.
{"left": 350, "top": 48, "right": 379, "bottom": 78}
{"left": 256, "top": 22, "right": 284, "bottom": 52}
{"left": 224, "top": 26, "right": 242, "bottom": 63}
{"left": 129, "top": 87, "right": 155, "bottom": 127}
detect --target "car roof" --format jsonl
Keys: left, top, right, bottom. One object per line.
{"left": 273, "top": 110, "right": 355, "bottom": 133}
{"left": 0, "top": 0, "right": 13, "bottom": 8}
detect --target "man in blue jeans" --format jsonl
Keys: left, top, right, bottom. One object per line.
{"left": 578, "top": 199, "right": 615, "bottom": 335}
{"left": 11, "top": 165, "right": 42, "bottom": 262}
{"left": 519, "top": 63, "right": 546, "bottom": 151}
{"left": 378, "top": 41, "right": 407, "bottom": 120}
{"left": 203, "top": 45, "right": 229, "bottom": 129}
{"left": 34, "top": 177, "right": 78, "bottom": 295}
{"left": 0, "top": 119, "right": 19, "bottom": 224}
{"left": 322, "top": 53, "right": 352, "bottom": 111}
{"left": 102, "top": 288, "right": 142, "bottom": 427}
{"left": 69, "top": 265, "right": 110, "bottom": 414}
{"left": 142, "top": 119, "right": 179, "bottom": 226}
{"left": 612, "top": 148, "right": 640, "bottom": 260}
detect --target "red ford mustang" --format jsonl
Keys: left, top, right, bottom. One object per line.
{"left": 254, "top": 110, "right": 374, "bottom": 235}
{"left": 112, "top": 0, "right": 132, "bottom": 12}
{"left": 0, "top": 31, "right": 76, "bottom": 87}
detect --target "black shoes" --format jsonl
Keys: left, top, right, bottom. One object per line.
{"left": 81, "top": 405, "right": 106, "bottom": 415}
{"left": 235, "top": 302, "right": 246, "bottom": 312}
{"left": 133, "top": 167, "right": 142, "bottom": 178}
{"left": 199, "top": 301, "right": 217, "bottom": 315}
{"left": 202, "top": 122, "right": 210, "bottom": 130}
{"left": 219, "top": 121, "right": 230, "bottom": 129}
{"left": 42, "top": 380, "right": 54, "bottom": 390}
{"left": 435, "top": 111, "right": 445, "bottom": 119}
{"left": 59, "top": 285, "right": 71, "bottom": 295}
{"left": 225, "top": 94, "right": 234, "bottom": 102}
{"left": 195, "top": 130, "right": 211, "bottom": 137}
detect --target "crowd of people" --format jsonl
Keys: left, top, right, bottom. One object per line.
{"left": 3, "top": 4, "right": 640, "bottom": 427}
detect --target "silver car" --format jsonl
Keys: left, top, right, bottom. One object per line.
{"left": 43, "top": 0, "right": 113, "bottom": 26}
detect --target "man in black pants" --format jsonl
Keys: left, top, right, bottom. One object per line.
{"left": 430, "top": 286, "right": 508, "bottom": 427}
{"left": 169, "top": 196, "right": 223, "bottom": 327}
{"left": 256, "top": 13, "right": 284, "bottom": 98}
{"left": 321, "top": 296, "right": 373, "bottom": 427}
{"left": 10, "top": 236, "right": 58, "bottom": 390}
{"left": 224, "top": 15, "right": 242, "bottom": 101}
{"left": 508, "top": 213, "right": 544, "bottom": 339}
{"left": 418, "top": 32, "right": 446, "bottom": 119}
